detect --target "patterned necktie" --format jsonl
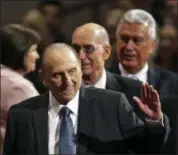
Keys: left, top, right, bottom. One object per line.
{"left": 127, "top": 74, "right": 139, "bottom": 80}
{"left": 59, "top": 107, "right": 76, "bottom": 154}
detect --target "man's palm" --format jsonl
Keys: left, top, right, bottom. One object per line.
{"left": 133, "top": 84, "right": 162, "bottom": 121}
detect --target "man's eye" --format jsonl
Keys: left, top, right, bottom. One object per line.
{"left": 120, "top": 36, "right": 130, "bottom": 43}
{"left": 133, "top": 37, "right": 144, "bottom": 43}
{"left": 83, "top": 45, "right": 95, "bottom": 53}
{"left": 52, "top": 73, "right": 61, "bottom": 78}
{"left": 72, "top": 45, "right": 81, "bottom": 53}
{"left": 69, "top": 69, "right": 76, "bottom": 73}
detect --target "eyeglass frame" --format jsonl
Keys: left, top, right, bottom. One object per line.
{"left": 72, "top": 44, "right": 105, "bottom": 54}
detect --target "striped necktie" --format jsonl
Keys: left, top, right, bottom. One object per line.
{"left": 59, "top": 107, "right": 76, "bottom": 154}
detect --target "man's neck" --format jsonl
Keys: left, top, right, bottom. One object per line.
{"left": 119, "top": 63, "right": 147, "bottom": 74}
{"left": 82, "top": 69, "right": 104, "bottom": 86}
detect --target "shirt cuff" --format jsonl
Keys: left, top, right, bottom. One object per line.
{"left": 145, "top": 113, "right": 164, "bottom": 126}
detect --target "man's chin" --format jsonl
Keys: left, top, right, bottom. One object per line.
{"left": 121, "top": 62, "right": 139, "bottom": 70}
{"left": 122, "top": 60, "right": 137, "bottom": 67}
{"left": 82, "top": 70, "right": 92, "bottom": 76}
{"left": 63, "top": 95, "right": 75, "bottom": 103}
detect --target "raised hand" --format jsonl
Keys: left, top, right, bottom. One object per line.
{"left": 133, "top": 83, "right": 162, "bottom": 121}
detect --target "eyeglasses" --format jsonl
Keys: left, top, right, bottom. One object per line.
{"left": 72, "top": 44, "right": 104, "bottom": 54}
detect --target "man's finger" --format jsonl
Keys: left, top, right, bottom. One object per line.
{"left": 150, "top": 85, "right": 154, "bottom": 99}
{"left": 141, "top": 84, "right": 147, "bottom": 99}
{"left": 153, "top": 90, "right": 161, "bottom": 107}
{"left": 153, "top": 90, "right": 159, "bottom": 101}
{"left": 133, "top": 96, "right": 147, "bottom": 113}
{"left": 146, "top": 84, "right": 151, "bottom": 98}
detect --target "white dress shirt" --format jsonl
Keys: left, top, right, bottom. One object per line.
{"left": 94, "top": 69, "right": 107, "bottom": 89}
{"left": 119, "top": 63, "right": 149, "bottom": 83}
{"left": 83, "top": 69, "right": 107, "bottom": 89}
{"left": 48, "top": 91, "right": 79, "bottom": 154}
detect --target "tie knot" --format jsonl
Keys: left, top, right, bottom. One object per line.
{"left": 127, "top": 74, "right": 138, "bottom": 80}
{"left": 59, "top": 107, "right": 71, "bottom": 117}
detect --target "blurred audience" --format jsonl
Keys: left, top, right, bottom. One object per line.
{"left": 154, "top": 23, "right": 177, "bottom": 73}
{"left": 151, "top": 0, "right": 177, "bottom": 27}
{"left": 105, "top": 9, "right": 124, "bottom": 67}
{"left": 21, "top": 9, "right": 52, "bottom": 94}
{"left": 162, "top": 0, "right": 177, "bottom": 26}
{"left": 22, "top": 9, "right": 52, "bottom": 56}
{"left": 37, "top": 0, "right": 69, "bottom": 44}
{"left": 0, "top": 24, "right": 40, "bottom": 152}
{"left": 105, "top": 9, "right": 124, "bottom": 47}
{"left": 107, "top": 9, "right": 178, "bottom": 98}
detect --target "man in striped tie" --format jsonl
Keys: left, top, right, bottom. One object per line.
{"left": 3, "top": 43, "right": 170, "bottom": 154}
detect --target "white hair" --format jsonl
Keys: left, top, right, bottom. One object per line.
{"left": 116, "top": 9, "right": 157, "bottom": 40}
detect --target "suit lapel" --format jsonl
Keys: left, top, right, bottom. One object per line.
{"left": 106, "top": 71, "right": 121, "bottom": 91}
{"left": 77, "top": 87, "right": 95, "bottom": 154}
{"left": 147, "top": 66, "right": 160, "bottom": 92}
{"left": 32, "top": 94, "right": 49, "bottom": 155}
{"left": 108, "top": 62, "right": 121, "bottom": 75}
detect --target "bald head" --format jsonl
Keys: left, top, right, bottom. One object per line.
{"left": 40, "top": 43, "right": 82, "bottom": 104}
{"left": 72, "top": 23, "right": 110, "bottom": 45}
{"left": 72, "top": 23, "right": 112, "bottom": 85}
{"left": 41, "top": 43, "right": 79, "bottom": 70}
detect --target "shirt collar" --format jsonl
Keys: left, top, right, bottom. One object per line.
{"left": 49, "top": 90, "right": 79, "bottom": 117}
{"left": 82, "top": 69, "right": 107, "bottom": 89}
{"left": 94, "top": 69, "right": 106, "bottom": 89}
{"left": 119, "top": 63, "right": 149, "bottom": 83}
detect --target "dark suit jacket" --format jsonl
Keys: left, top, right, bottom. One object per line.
{"left": 3, "top": 87, "right": 170, "bottom": 155}
{"left": 107, "top": 64, "right": 178, "bottom": 98}
{"left": 106, "top": 71, "right": 141, "bottom": 104}
{"left": 106, "top": 71, "right": 177, "bottom": 154}
{"left": 106, "top": 71, "right": 145, "bottom": 119}
{"left": 161, "top": 96, "right": 178, "bottom": 154}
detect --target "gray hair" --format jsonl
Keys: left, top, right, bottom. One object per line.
{"left": 116, "top": 9, "right": 157, "bottom": 40}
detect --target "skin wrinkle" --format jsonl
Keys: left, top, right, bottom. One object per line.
{"left": 72, "top": 23, "right": 111, "bottom": 85}
{"left": 116, "top": 22, "right": 156, "bottom": 73}
{"left": 40, "top": 43, "right": 82, "bottom": 104}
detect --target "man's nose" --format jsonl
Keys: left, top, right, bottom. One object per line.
{"left": 78, "top": 50, "right": 87, "bottom": 60}
{"left": 125, "top": 39, "right": 135, "bottom": 50}
{"left": 63, "top": 73, "right": 71, "bottom": 82}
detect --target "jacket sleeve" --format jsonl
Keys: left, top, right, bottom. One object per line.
{"left": 3, "top": 107, "right": 16, "bottom": 155}
{"left": 117, "top": 93, "right": 171, "bottom": 154}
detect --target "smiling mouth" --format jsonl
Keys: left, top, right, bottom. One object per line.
{"left": 122, "top": 55, "right": 136, "bottom": 60}
{"left": 82, "top": 64, "right": 91, "bottom": 68}
{"left": 63, "top": 86, "right": 74, "bottom": 92}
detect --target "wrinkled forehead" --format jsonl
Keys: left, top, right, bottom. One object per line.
{"left": 118, "top": 22, "right": 149, "bottom": 37}
{"left": 43, "top": 49, "right": 79, "bottom": 70}
{"left": 72, "top": 27, "right": 103, "bottom": 45}
{"left": 51, "top": 60, "right": 80, "bottom": 73}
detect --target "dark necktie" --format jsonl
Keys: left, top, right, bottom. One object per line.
{"left": 59, "top": 107, "right": 76, "bottom": 154}
{"left": 127, "top": 74, "right": 139, "bottom": 80}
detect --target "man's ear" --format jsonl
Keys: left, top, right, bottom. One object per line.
{"left": 103, "top": 45, "right": 111, "bottom": 60}
{"left": 39, "top": 69, "right": 46, "bottom": 86}
{"left": 149, "top": 40, "right": 157, "bottom": 55}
